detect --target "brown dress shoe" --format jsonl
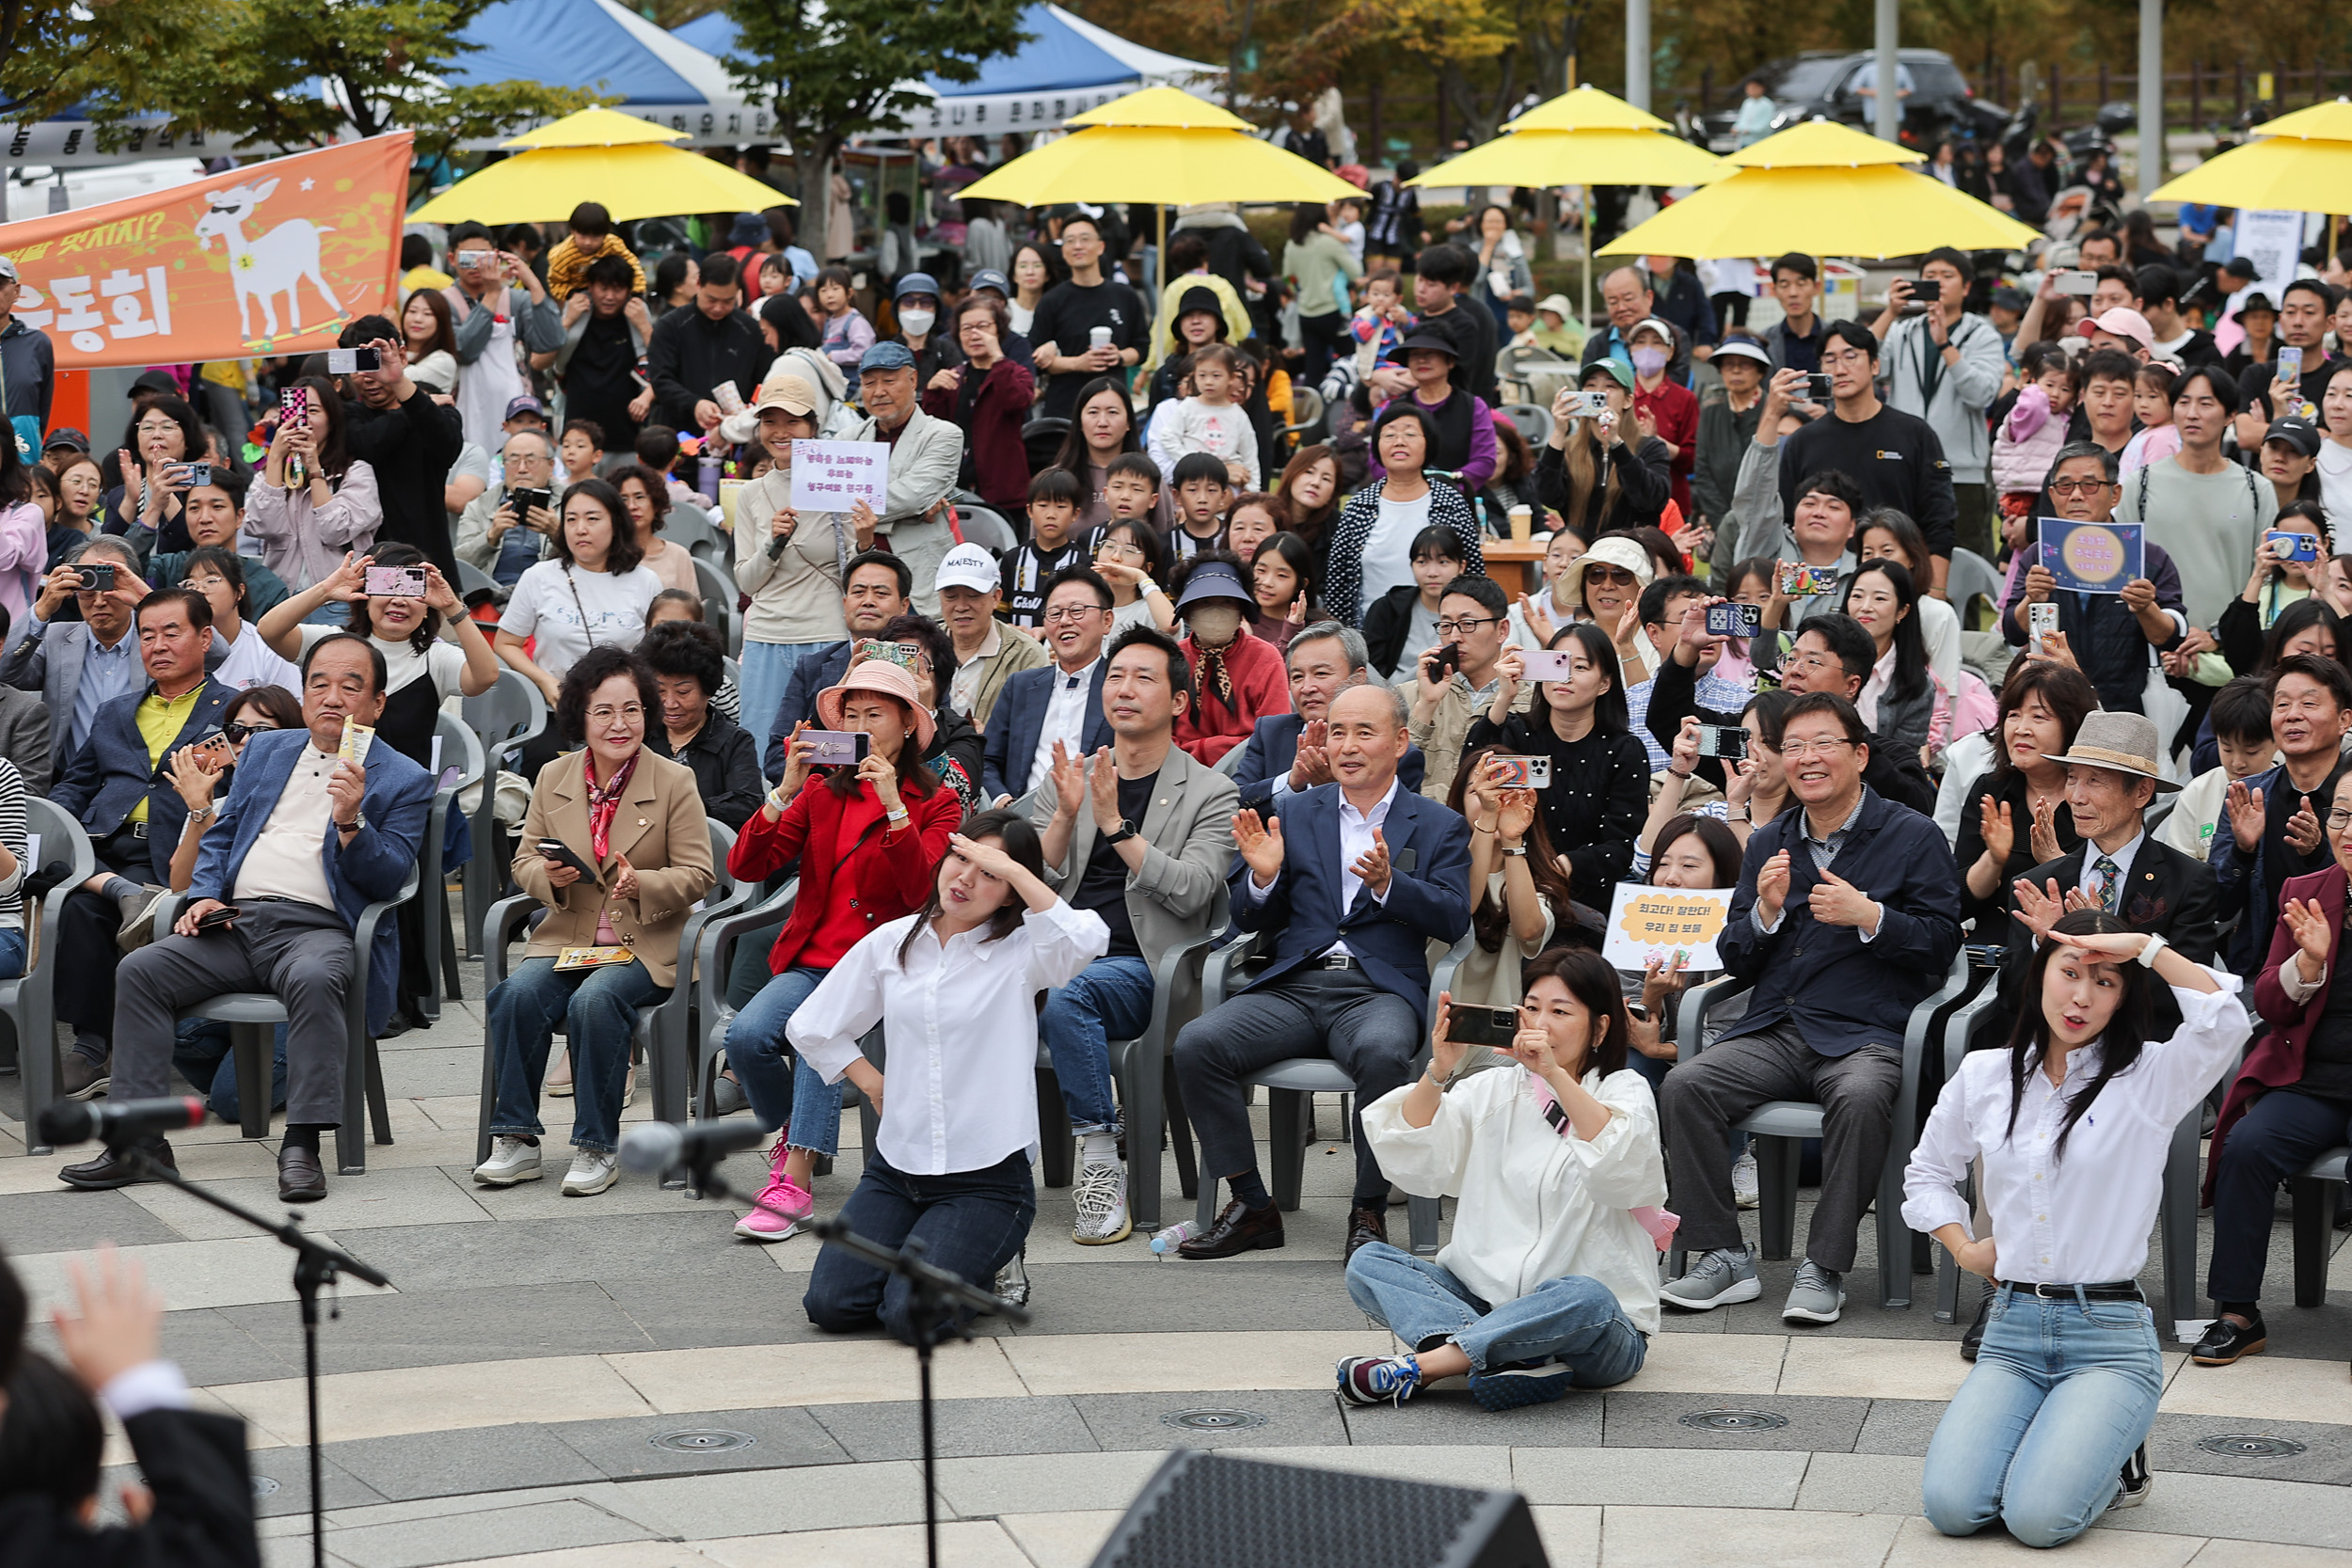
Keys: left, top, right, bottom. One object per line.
{"left": 278, "top": 1145, "right": 327, "bottom": 1203}
{"left": 1346, "top": 1204, "right": 1389, "bottom": 1261}
{"left": 1177, "top": 1196, "right": 1285, "bottom": 1259}
{"left": 59, "top": 1139, "right": 174, "bottom": 1190}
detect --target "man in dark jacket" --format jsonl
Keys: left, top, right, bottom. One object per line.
{"left": 0, "top": 255, "right": 55, "bottom": 435}
{"left": 1997, "top": 444, "right": 2186, "bottom": 712}
{"left": 647, "top": 253, "right": 770, "bottom": 435}
{"left": 338, "top": 318, "right": 463, "bottom": 580}
{"left": 1659, "top": 691, "right": 1962, "bottom": 1325}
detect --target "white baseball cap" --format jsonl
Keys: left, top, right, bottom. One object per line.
{"left": 935, "top": 542, "right": 1000, "bottom": 594}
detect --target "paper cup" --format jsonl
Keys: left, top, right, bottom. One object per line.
{"left": 719, "top": 478, "right": 746, "bottom": 532}
{"left": 712, "top": 381, "right": 746, "bottom": 416}
{"left": 1089, "top": 325, "right": 1114, "bottom": 351}
{"left": 1507, "top": 504, "right": 1532, "bottom": 543}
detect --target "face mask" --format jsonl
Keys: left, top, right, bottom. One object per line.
{"left": 898, "top": 309, "right": 936, "bottom": 337}
{"left": 1630, "top": 346, "right": 1669, "bottom": 376}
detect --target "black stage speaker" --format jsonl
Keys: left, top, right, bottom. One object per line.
{"left": 1088, "top": 1449, "right": 1551, "bottom": 1568}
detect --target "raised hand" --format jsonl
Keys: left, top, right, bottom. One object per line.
{"left": 2226, "top": 779, "right": 2266, "bottom": 851}
{"left": 1289, "top": 719, "right": 1331, "bottom": 790}
{"left": 1429, "top": 991, "right": 1469, "bottom": 1079}
{"left": 2027, "top": 794, "right": 2063, "bottom": 865}
{"left": 1755, "top": 848, "right": 1792, "bottom": 925}
{"left": 2012, "top": 876, "right": 2066, "bottom": 943}
{"left": 2286, "top": 792, "right": 2324, "bottom": 856}
{"left": 50, "top": 1246, "right": 163, "bottom": 1395}
{"left": 1352, "top": 825, "right": 1393, "bottom": 897}
{"left": 1979, "top": 796, "right": 2016, "bottom": 865}
{"left": 1087, "top": 745, "right": 1121, "bottom": 832}
{"left": 2283, "top": 895, "right": 2333, "bottom": 983}
{"left": 1048, "top": 738, "right": 1086, "bottom": 818}
{"left": 1807, "top": 868, "right": 1880, "bottom": 930}
{"left": 1232, "top": 808, "right": 1285, "bottom": 885}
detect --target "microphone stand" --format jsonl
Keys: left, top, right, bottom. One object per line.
{"left": 687, "top": 1160, "right": 1029, "bottom": 1568}
{"left": 119, "top": 1143, "right": 389, "bottom": 1568}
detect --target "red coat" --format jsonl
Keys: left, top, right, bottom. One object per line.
{"left": 2212, "top": 861, "right": 2344, "bottom": 1201}
{"left": 728, "top": 773, "right": 961, "bottom": 974}
{"left": 921, "top": 356, "right": 1037, "bottom": 512}
{"left": 1173, "top": 625, "right": 1293, "bottom": 764}
{"left": 1633, "top": 377, "right": 1700, "bottom": 521}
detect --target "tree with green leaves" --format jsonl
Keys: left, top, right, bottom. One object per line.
{"left": 719, "top": 0, "right": 1031, "bottom": 216}
{"left": 0, "top": 0, "right": 227, "bottom": 131}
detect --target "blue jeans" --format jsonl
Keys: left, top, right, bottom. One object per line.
{"left": 1344, "top": 1243, "right": 1648, "bottom": 1386}
{"left": 1039, "top": 954, "right": 1155, "bottom": 1134}
{"left": 739, "top": 640, "right": 834, "bottom": 768}
{"left": 0, "top": 927, "right": 24, "bottom": 981}
{"left": 170, "top": 1018, "right": 289, "bottom": 1121}
{"left": 1922, "top": 1286, "right": 2165, "bottom": 1547}
{"left": 486, "top": 956, "right": 671, "bottom": 1153}
{"left": 723, "top": 964, "right": 839, "bottom": 1158}
{"left": 804, "top": 1148, "right": 1036, "bottom": 1346}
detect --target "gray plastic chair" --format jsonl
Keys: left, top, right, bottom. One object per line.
{"left": 2292, "top": 1148, "right": 2352, "bottom": 1307}
{"left": 459, "top": 672, "right": 547, "bottom": 958}
{"left": 13, "top": 799, "right": 97, "bottom": 1155}
{"left": 415, "top": 713, "right": 487, "bottom": 1021}
{"left": 693, "top": 555, "right": 742, "bottom": 657}
{"left": 455, "top": 562, "right": 501, "bottom": 604}
{"left": 1498, "top": 402, "right": 1554, "bottom": 449}
{"left": 664, "top": 505, "right": 725, "bottom": 566}
{"left": 1947, "top": 547, "right": 2005, "bottom": 632}
{"left": 954, "top": 504, "right": 1019, "bottom": 555}
{"left": 151, "top": 867, "right": 419, "bottom": 1174}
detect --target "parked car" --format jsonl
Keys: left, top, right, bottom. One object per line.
{"left": 1699, "top": 49, "right": 2009, "bottom": 150}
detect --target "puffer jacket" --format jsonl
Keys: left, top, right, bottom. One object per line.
{"left": 1991, "top": 383, "right": 2071, "bottom": 496}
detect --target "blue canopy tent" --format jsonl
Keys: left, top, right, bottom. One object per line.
{"left": 453, "top": 0, "right": 769, "bottom": 147}
{"left": 673, "top": 3, "right": 1218, "bottom": 140}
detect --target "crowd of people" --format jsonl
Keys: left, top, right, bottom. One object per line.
{"left": 9, "top": 168, "right": 2352, "bottom": 1556}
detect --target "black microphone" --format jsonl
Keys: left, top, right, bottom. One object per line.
{"left": 38, "top": 1096, "right": 209, "bottom": 1148}
{"left": 617, "top": 1118, "right": 769, "bottom": 1175}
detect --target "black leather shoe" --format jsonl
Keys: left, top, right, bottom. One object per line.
{"left": 1961, "top": 1290, "right": 1991, "bottom": 1362}
{"left": 59, "top": 1139, "right": 173, "bottom": 1190}
{"left": 1345, "top": 1204, "right": 1389, "bottom": 1261}
{"left": 2191, "top": 1313, "right": 2266, "bottom": 1366}
{"left": 278, "top": 1145, "right": 327, "bottom": 1203}
{"left": 1177, "top": 1197, "right": 1284, "bottom": 1259}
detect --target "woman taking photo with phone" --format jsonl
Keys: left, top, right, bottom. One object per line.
{"left": 787, "top": 809, "right": 1109, "bottom": 1345}
{"left": 102, "top": 393, "right": 208, "bottom": 549}
{"left": 1906, "top": 911, "right": 2248, "bottom": 1544}
{"left": 476, "top": 646, "right": 716, "bottom": 1196}
{"left": 247, "top": 375, "right": 381, "bottom": 593}
{"left": 723, "top": 659, "right": 962, "bottom": 1243}
{"left": 1336, "top": 947, "right": 1665, "bottom": 1410}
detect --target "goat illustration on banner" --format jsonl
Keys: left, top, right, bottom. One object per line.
{"left": 193, "top": 177, "right": 344, "bottom": 343}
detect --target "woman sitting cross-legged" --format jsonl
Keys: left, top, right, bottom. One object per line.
{"left": 787, "top": 812, "right": 1110, "bottom": 1345}
{"left": 723, "top": 658, "right": 961, "bottom": 1243}
{"left": 1905, "top": 911, "right": 2249, "bottom": 1545}
{"left": 1337, "top": 947, "right": 1667, "bottom": 1411}
{"left": 475, "top": 646, "right": 716, "bottom": 1196}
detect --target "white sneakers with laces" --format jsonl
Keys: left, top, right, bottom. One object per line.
{"left": 472, "top": 1136, "right": 542, "bottom": 1185}
{"left": 562, "top": 1150, "right": 619, "bottom": 1196}
{"left": 1072, "top": 1160, "right": 1132, "bottom": 1244}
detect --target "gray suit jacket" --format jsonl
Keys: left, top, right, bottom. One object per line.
{"left": 1029, "top": 741, "right": 1237, "bottom": 974}
{"left": 1, "top": 618, "right": 106, "bottom": 750}
{"left": 0, "top": 684, "right": 51, "bottom": 796}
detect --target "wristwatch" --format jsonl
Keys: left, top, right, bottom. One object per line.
{"left": 337, "top": 813, "right": 367, "bottom": 835}
{"left": 1104, "top": 819, "right": 1138, "bottom": 845}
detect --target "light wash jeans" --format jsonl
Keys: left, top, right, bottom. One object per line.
{"left": 739, "top": 639, "right": 835, "bottom": 767}
{"left": 1922, "top": 1285, "right": 2165, "bottom": 1547}
{"left": 1344, "top": 1243, "right": 1647, "bottom": 1386}
{"left": 1039, "top": 954, "right": 1154, "bottom": 1135}
{"left": 487, "top": 957, "right": 670, "bottom": 1153}
{"left": 723, "top": 964, "right": 840, "bottom": 1159}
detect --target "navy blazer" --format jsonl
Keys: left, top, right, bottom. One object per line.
{"left": 1718, "top": 785, "right": 1963, "bottom": 1058}
{"left": 1229, "top": 712, "right": 1427, "bottom": 812}
{"left": 761, "top": 640, "right": 854, "bottom": 782}
{"left": 188, "top": 727, "right": 434, "bottom": 1035}
{"left": 981, "top": 658, "right": 1112, "bottom": 801}
{"left": 52, "top": 678, "right": 238, "bottom": 882}
{"left": 1229, "top": 780, "right": 1472, "bottom": 1021}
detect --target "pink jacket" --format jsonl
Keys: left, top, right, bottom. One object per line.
{"left": 1991, "top": 385, "right": 2071, "bottom": 496}
{"left": 245, "top": 460, "right": 381, "bottom": 593}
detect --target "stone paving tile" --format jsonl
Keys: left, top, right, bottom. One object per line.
{"left": 606, "top": 1335, "right": 1026, "bottom": 1414}
{"left": 1778, "top": 1333, "right": 1973, "bottom": 1401}
{"left": 1511, "top": 1447, "right": 1809, "bottom": 1509}
{"left": 2148, "top": 1411, "right": 2352, "bottom": 1485}
{"left": 1619, "top": 1329, "right": 1786, "bottom": 1394}
{"left": 321, "top": 1423, "right": 613, "bottom": 1502}
{"left": 1341, "top": 1386, "right": 1605, "bottom": 1449}
{"left": 1882, "top": 1513, "right": 2209, "bottom": 1566}
{"left": 692, "top": 1520, "right": 1034, "bottom": 1568}
{"left": 212, "top": 1354, "right": 656, "bottom": 1446}
{"left": 216, "top": 1284, "right": 661, "bottom": 1376}
{"left": 993, "top": 1510, "right": 1128, "bottom": 1568}
{"left": 2185, "top": 1541, "right": 2352, "bottom": 1567}
{"left": 0, "top": 1186, "right": 185, "bottom": 1253}
{"left": 1602, "top": 1389, "right": 1869, "bottom": 1452}
{"left": 1070, "top": 1386, "right": 1348, "bottom": 1451}
{"left": 1222, "top": 1441, "right": 1518, "bottom": 1489}
{"left": 13, "top": 1231, "right": 391, "bottom": 1317}
{"left": 344, "top": 1209, "right": 779, "bottom": 1293}
{"left": 1598, "top": 1504, "right": 1906, "bottom": 1566}
{"left": 1796, "top": 1449, "right": 1926, "bottom": 1514}
{"left": 1854, "top": 1397, "right": 1949, "bottom": 1458}
{"left": 544, "top": 1403, "right": 852, "bottom": 1480}
{"left": 122, "top": 1164, "right": 493, "bottom": 1241}
{"left": 596, "top": 1270, "right": 836, "bottom": 1351}
{"left": 319, "top": 1497, "right": 659, "bottom": 1568}
{"left": 2158, "top": 1353, "right": 2352, "bottom": 1427}
{"left": 2102, "top": 1469, "right": 2352, "bottom": 1549}
{"left": 812, "top": 1392, "right": 1102, "bottom": 1461}
{"left": 1011, "top": 1259, "right": 1381, "bottom": 1334}
{"left": 611, "top": 1461, "right": 927, "bottom": 1538}
{"left": 997, "top": 1329, "right": 1392, "bottom": 1396}
{"left": 928, "top": 1448, "right": 1172, "bottom": 1517}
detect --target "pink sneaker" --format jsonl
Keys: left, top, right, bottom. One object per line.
{"left": 735, "top": 1149, "right": 814, "bottom": 1242}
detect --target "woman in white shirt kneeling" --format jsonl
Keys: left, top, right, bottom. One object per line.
{"left": 1904, "top": 911, "right": 2249, "bottom": 1545}
{"left": 787, "top": 808, "right": 1110, "bottom": 1345}
{"left": 1338, "top": 947, "right": 1668, "bottom": 1411}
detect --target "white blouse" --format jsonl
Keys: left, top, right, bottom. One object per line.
{"left": 787, "top": 900, "right": 1110, "bottom": 1175}
{"left": 1901, "top": 972, "right": 2250, "bottom": 1285}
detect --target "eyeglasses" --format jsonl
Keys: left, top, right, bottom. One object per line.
{"left": 1779, "top": 736, "right": 1855, "bottom": 758}
{"left": 2328, "top": 809, "right": 2352, "bottom": 830}
{"left": 588, "top": 704, "right": 645, "bottom": 723}
{"left": 1094, "top": 540, "right": 1143, "bottom": 560}
{"left": 135, "top": 420, "right": 179, "bottom": 435}
{"left": 222, "top": 721, "right": 278, "bottom": 744}
{"left": 1041, "top": 604, "right": 1101, "bottom": 624}
{"left": 1434, "top": 615, "right": 1498, "bottom": 636}
{"left": 2047, "top": 478, "right": 2116, "bottom": 496}
{"left": 1785, "top": 650, "right": 1838, "bottom": 674}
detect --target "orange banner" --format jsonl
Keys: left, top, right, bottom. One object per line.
{"left": 0, "top": 133, "right": 411, "bottom": 369}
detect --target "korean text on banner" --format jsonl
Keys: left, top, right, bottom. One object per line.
{"left": 1600, "top": 884, "right": 1733, "bottom": 974}
{"left": 788, "top": 439, "right": 890, "bottom": 513}
{"left": 0, "top": 133, "right": 410, "bottom": 369}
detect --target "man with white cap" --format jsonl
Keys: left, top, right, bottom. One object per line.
{"left": 936, "top": 540, "right": 1045, "bottom": 730}
{"left": 1873, "top": 246, "right": 2005, "bottom": 562}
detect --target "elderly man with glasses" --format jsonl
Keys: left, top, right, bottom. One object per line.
{"left": 1999, "top": 443, "right": 2187, "bottom": 713}
{"left": 454, "top": 428, "right": 564, "bottom": 587}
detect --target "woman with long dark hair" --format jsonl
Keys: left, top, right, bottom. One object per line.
{"left": 1271, "top": 443, "right": 1343, "bottom": 558}
{"left": 1445, "top": 744, "right": 1583, "bottom": 1014}
{"left": 1051, "top": 376, "right": 1170, "bottom": 532}
{"left": 247, "top": 374, "right": 379, "bottom": 593}
{"left": 1337, "top": 946, "right": 1665, "bottom": 1410}
{"left": 1323, "top": 402, "right": 1484, "bottom": 629}
{"left": 402, "top": 289, "right": 459, "bottom": 394}
{"left": 787, "top": 808, "right": 1110, "bottom": 1345}
{"left": 495, "top": 477, "right": 662, "bottom": 707}
{"left": 1907, "top": 910, "right": 2246, "bottom": 1544}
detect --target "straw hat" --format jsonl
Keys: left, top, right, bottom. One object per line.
{"left": 815, "top": 658, "right": 936, "bottom": 753}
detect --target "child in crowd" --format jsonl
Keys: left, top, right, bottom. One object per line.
{"left": 1366, "top": 523, "right": 1470, "bottom": 682}
{"left": 2158, "top": 675, "right": 2274, "bottom": 861}
{"left": 544, "top": 201, "right": 646, "bottom": 300}
{"left": 1090, "top": 517, "right": 1175, "bottom": 635}
{"left": 2121, "top": 361, "right": 2181, "bottom": 478}
{"left": 559, "top": 420, "right": 605, "bottom": 486}
{"left": 1164, "top": 451, "right": 1233, "bottom": 564}
{"left": 1332, "top": 196, "right": 1366, "bottom": 263}
{"left": 1351, "top": 269, "right": 1411, "bottom": 380}
{"left": 635, "top": 425, "right": 704, "bottom": 511}
{"left": 1990, "top": 342, "right": 2076, "bottom": 517}
{"left": 1102, "top": 452, "right": 1164, "bottom": 541}
{"left": 816, "top": 266, "right": 876, "bottom": 369}
{"left": 1149, "top": 343, "right": 1261, "bottom": 488}
{"left": 1503, "top": 295, "right": 1542, "bottom": 353}
{"left": 1000, "top": 468, "right": 1088, "bottom": 631}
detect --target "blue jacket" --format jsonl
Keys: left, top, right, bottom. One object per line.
{"left": 188, "top": 728, "right": 434, "bottom": 1036}
{"left": 981, "top": 659, "right": 1112, "bottom": 802}
{"left": 1229, "top": 780, "right": 1471, "bottom": 1021}
{"left": 1228, "top": 712, "right": 1426, "bottom": 812}
{"left": 52, "top": 678, "right": 239, "bottom": 882}
{"left": 760, "top": 640, "right": 854, "bottom": 783}
{"left": 1718, "top": 785, "right": 1963, "bottom": 1058}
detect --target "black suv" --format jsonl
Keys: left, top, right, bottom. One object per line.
{"left": 1697, "top": 49, "right": 2009, "bottom": 150}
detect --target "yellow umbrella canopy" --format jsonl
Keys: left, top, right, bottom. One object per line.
{"left": 2235, "top": 98, "right": 2352, "bottom": 142}
{"left": 412, "top": 142, "right": 795, "bottom": 223}
{"left": 1502, "top": 85, "right": 1676, "bottom": 135}
{"left": 1721, "top": 117, "right": 1924, "bottom": 168}
{"left": 958, "top": 89, "right": 1361, "bottom": 206}
{"left": 1406, "top": 127, "right": 1725, "bottom": 191}
{"left": 1597, "top": 162, "right": 2037, "bottom": 259}
{"left": 1064, "top": 85, "right": 1256, "bottom": 131}
{"left": 503, "top": 106, "right": 688, "bottom": 149}
{"left": 2148, "top": 101, "right": 2352, "bottom": 209}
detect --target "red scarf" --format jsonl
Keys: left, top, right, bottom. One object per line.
{"left": 585, "top": 750, "right": 638, "bottom": 861}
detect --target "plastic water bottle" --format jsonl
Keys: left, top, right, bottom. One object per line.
{"left": 1149, "top": 1220, "right": 1200, "bottom": 1258}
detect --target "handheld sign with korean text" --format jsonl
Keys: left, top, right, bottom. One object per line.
{"left": 1601, "top": 884, "right": 1734, "bottom": 973}
{"left": 787, "top": 439, "right": 890, "bottom": 514}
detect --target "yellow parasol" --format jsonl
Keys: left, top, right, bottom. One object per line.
{"left": 2149, "top": 98, "right": 2352, "bottom": 211}
{"left": 1597, "top": 119, "right": 2039, "bottom": 260}
{"left": 411, "top": 106, "right": 795, "bottom": 223}
{"left": 1405, "top": 87, "right": 1729, "bottom": 323}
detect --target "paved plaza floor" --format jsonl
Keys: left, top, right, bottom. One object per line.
{"left": 5, "top": 954, "right": 2352, "bottom": 1568}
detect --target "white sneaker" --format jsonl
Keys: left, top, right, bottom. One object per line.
{"left": 472, "top": 1136, "right": 543, "bottom": 1186}
{"left": 561, "top": 1150, "right": 618, "bottom": 1196}
{"left": 1071, "top": 1160, "right": 1132, "bottom": 1245}
{"left": 1731, "top": 1147, "right": 1761, "bottom": 1210}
